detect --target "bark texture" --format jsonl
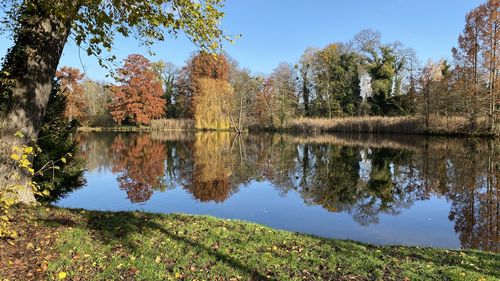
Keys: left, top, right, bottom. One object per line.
{"left": 1, "top": 2, "right": 78, "bottom": 203}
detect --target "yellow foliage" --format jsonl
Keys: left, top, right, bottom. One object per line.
{"left": 1, "top": 132, "right": 70, "bottom": 237}
{"left": 193, "top": 78, "right": 234, "bottom": 130}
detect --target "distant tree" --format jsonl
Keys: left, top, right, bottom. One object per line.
{"left": 193, "top": 78, "right": 233, "bottom": 129}
{"left": 190, "top": 52, "right": 230, "bottom": 82}
{"left": 81, "top": 80, "right": 114, "bottom": 126}
{"left": 271, "top": 63, "right": 298, "bottom": 128}
{"left": 173, "top": 66, "right": 195, "bottom": 118}
{"left": 312, "top": 43, "right": 361, "bottom": 117}
{"left": 255, "top": 77, "right": 277, "bottom": 128}
{"left": 452, "top": 0, "right": 499, "bottom": 132}
{"left": 418, "top": 60, "right": 444, "bottom": 128}
{"left": 108, "top": 54, "right": 165, "bottom": 125}
{"left": 298, "top": 48, "right": 318, "bottom": 116}
{"left": 227, "top": 57, "right": 260, "bottom": 132}
{"left": 477, "top": 0, "right": 499, "bottom": 131}
{"left": 55, "top": 67, "right": 86, "bottom": 122}
{"left": 152, "top": 60, "right": 179, "bottom": 118}
{"left": 367, "top": 46, "right": 397, "bottom": 115}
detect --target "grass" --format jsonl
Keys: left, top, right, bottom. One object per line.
{"left": 1, "top": 206, "right": 499, "bottom": 281}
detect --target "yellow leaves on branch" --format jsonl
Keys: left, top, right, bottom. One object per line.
{"left": 1, "top": 132, "right": 72, "bottom": 237}
{"left": 194, "top": 78, "right": 234, "bottom": 130}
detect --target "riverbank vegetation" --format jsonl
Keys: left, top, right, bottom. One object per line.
{"left": 32, "top": 0, "right": 499, "bottom": 137}
{"left": 1, "top": 205, "right": 498, "bottom": 280}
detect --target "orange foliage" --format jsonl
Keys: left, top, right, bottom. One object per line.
{"left": 109, "top": 54, "right": 165, "bottom": 125}
{"left": 190, "top": 52, "right": 229, "bottom": 82}
{"left": 56, "top": 66, "right": 86, "bottom": 122}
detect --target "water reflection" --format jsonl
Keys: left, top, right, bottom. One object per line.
{"left": 69, "top": 132, "right": 498, "bottom": 252}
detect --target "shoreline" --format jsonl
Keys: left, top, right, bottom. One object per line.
{"left": 77, "top": 125, "right": 498, "bottom": 139}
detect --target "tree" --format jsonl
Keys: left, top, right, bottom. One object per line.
{"left": 227, "top": 57, "right": 260, "bottom": 133}
{"left": 271, "top": 63, "right": 298, "bottom": 128}
{"left": 477, "top": 0, "right": 499, "bottom": 132}
{"left": 108, "top": 54, "right": 165, "bottom": 125}
{"left": 33, "top": 79, "right": 84, "bottom": 203}
{"left": 187, "top": 52, "right": 231, "bottom": 128}
{"left": 255, "top": 77, "right": 277, "bottom": 128}
{"left": 152, "top": 60, "right": 179, "bottom": 118}
{"left": 452, "top": 0, "right": 499, "bottom": 132}
{"left": 418, "top": 60, "right": 444, "bottom": 129}
{"left": 193, "top": 78, "right": 233, "bottom": 129}
{"left": 0, "top": 0, "right": 228, "bottom": 203}
{"left": 312, "top": 43, "right": 361, "bottom": 117}
{"left": 55, "top": 66, "right": 86, "bottom": 122}
{"left": 298, "top": 48, "right": 318, "bottom": 116}
{"left": 81, "top": 80, "right": 113, "bottom": 126}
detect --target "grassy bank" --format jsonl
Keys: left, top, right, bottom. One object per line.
{"left": 1, "top": 206, "right": 498, "bottom": 281}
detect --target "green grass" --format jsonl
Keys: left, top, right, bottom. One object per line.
{"left": 5, "top": 206, "right": 500, "bottom": 280}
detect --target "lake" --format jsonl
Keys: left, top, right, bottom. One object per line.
{"left": 54, "top": 131, "right": 499, "bottom": 252}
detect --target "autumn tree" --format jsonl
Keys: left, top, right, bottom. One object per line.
{"left": 477, "top": 0, "right": 499, "bottom": 132}
{"left": 0, "top": 0, "right": 229, "bottom": 203}
{"left": 55, "top": 66, "right": 86, "bottom": 122}
{"left": 108, "top": 54, "right": 165, "bottom": 125}
{"left": 451, "top": 0, "right": 498, "bottom": 132}
{"left": 193, "top": 78, "right": 233, "bottom": 129}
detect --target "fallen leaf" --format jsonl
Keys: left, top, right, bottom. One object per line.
{"left": 58, "top": 272, "right": 67, "bottom": 279}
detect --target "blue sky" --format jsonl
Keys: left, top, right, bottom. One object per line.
{"left": 0, "top": 0, "right": 485, "bottom": 80}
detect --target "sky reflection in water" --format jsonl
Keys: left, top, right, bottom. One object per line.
{"left": 55, "top": 132, "right": 499, "bottom": 252}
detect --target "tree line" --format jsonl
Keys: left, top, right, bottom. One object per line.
{"left": 58, "top": 0, "right": 498, "bottom": 134}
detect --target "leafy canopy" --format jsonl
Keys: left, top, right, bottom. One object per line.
{"left": 1, "top": 0, "right": 233, "bottom": 67}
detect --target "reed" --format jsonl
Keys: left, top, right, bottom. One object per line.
{"left": 286, "top": 117, "right": 424, "bottom": 134}
{"left": 282, "top": 116, "right": 494, "bottom": 136}
{"left": 150, "top": 119, "right": 195, "bottom": 131}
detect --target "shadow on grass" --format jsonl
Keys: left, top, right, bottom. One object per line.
{"left": 38, "top": 208, "right": 500, "bottom": 280}
{"left": 40, "top": 210, "right": 270, "bottom": 280}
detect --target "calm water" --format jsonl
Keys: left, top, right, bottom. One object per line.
{"left": 55, "top": 132, "right": 499, "bottom": 252}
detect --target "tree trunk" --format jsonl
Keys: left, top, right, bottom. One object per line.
{"left": 0, "top": 2, "right": 78, "bottom": 203}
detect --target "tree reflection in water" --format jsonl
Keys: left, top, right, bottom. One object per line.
{"left": 77, "top": 132, "right": 498, "bottom": 252}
